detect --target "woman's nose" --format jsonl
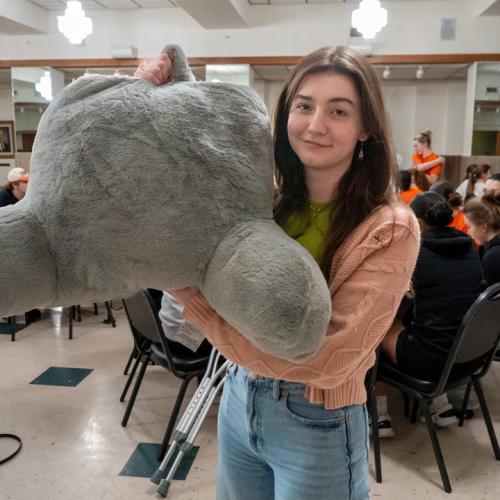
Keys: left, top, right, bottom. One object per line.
{"left": 307, "top": 110, "right": 327, "bottom": 134}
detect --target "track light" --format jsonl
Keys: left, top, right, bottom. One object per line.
{"left": 382, "top": 66, "right": 391, "bottom": 79}
{"left": 416, "top": 66, "right": 424, "bottom": 79}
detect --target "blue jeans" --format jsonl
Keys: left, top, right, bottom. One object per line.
{"left": 217, "top": 365, "right": 370, "bottom": 500}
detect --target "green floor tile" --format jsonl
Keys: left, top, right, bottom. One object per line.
{"left": 119, "top": 442, "right": 199, "bottom": 480}
{"left": 0, "top": 322, "right": 27, "bottom": 336}
{"left": 30, "top": 367, "right": 93, "bottom": 387}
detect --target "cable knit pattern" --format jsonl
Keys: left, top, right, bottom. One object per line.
{"left": 183, "top": 203, "right": 420, "bottom": 409}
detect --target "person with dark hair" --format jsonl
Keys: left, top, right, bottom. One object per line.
{"left": 138, "top": 45, "right": 420, "bottom": 499}
{"left": 456, "top": 164, "right": 492, "bottom": 200}
{"left": 430, "top": 180, "right": 468, "bottom": 233}
{"left": 375, "top": 191, "right": 483, "bottom": 435}
{"left": 464, "top": 193, "right": 500, "bottom": 286}
{"left": 399, "top": 169, "right": 422, "bottom": 205}
{"left": 412, "top": 130, "right": 444, "bottom": 186}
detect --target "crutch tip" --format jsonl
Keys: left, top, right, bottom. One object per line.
{"left": 157, "top": 480, "right": 171, "bottom": 497}
{"left": 150, "top": 470, "right": 162, "bottom": 484}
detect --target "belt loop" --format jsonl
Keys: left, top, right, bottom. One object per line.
{"left": 272, "top": 379, "right": 281, "bottom": 401}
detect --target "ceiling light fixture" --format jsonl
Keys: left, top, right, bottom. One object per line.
{"left": 57, "top": 1, "right": 93, "bottom": 45}
{"left": 416, "top": 66, "right": 424, "bottom": 79}
{"left": 35, "top": 71, "right": 53, "bottom": 101}
{"left": 351, "top": 0, "right": 388, "bottom": 40}
{"left": 382, "top": 66, "right": 391, "bottom": 79}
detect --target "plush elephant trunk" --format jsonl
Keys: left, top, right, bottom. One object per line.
{"left": 202, "top": 221, "right": 332, "bottom": 362}
{"left": 0, "top": 203, "right": 57, "bottom": 316}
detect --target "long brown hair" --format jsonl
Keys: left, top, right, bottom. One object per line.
{"left": 464, "top": 193, "right": 500, "bottom": 232}
{"left": 272, "top": 46, "right": 397, "bottom": 280}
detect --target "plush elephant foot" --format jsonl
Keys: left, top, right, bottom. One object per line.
{"left": 0, "top": 205, "right": 57, "bottom": 317}
{"left": 203, "top": 220, "right": 331, "bottom": 362}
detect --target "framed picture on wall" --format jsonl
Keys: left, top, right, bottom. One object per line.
{"left": 0, "top": 121, "right": 15, "bottom": 159}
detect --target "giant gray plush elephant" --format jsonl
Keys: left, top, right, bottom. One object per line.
{"left": 0, "top": 45, "right": 331, "bottom": 362}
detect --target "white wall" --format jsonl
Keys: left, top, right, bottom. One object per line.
{"left": 384, "top": 80, "right": 468, "bottom": 164}
{"left": 0, "top": 1, "right": 499, "bottom": 60}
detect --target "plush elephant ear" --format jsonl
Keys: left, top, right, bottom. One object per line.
{"left": 161, "top": 44, "right": 196, "bottom": 83}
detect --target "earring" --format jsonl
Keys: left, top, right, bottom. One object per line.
{"left": 358, "top": 141, "right": 365, "bottom": 161}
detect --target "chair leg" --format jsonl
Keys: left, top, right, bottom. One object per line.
{"left": 158, "top": 375, "right": 195, "bottom": 461}
{"left": 104, "top": 301, "right": 117, "bottom": 327}
{"left": 120, "top": 350, "right": 142, "bottom": 402}
{"left": 473, "top": 379, "right": 500, "bottom": 460}
{"left": 369, "top": 387, "right": 382, "bottom": 482}
{"left": 420, "top": 398, "right": 452, "bottom": 493}
{"left": 458, "top": 382, "right": 472, "bottom": 427}
{"left": 68, "top": 306, "right": 74, "bottom": 340}
{"left": 121, "top": 354, "right": 150, "bottom": 427}
{"left": 402, "top": 392, "right": 410, "bottom": 418}
{"left": 77, "top": 304, "right": 82, "bottom": 322}
{"left": 11, "top": 315, "right": 17, "bottom": 342}
{"left": 123, "top": 346, "right": 137, "bottom": 376}
{"left": 410, "top": 398, "right": 420, "bottom": 424}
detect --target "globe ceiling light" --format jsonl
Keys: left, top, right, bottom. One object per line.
{"left": 35, "top": 71, "right": 53, "bottom": 101}
{"left": 57, "top": 1, "right": 93, "bottom": 45}
{"left": 351, "top": 0, "right": 388, "bottom": 40}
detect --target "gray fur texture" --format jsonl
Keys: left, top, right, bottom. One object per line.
{"left": 0, "top": 45, "right": 331, "bottom": 361}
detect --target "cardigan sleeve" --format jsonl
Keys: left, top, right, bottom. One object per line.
{"left": 182, "top": 209, "right": 420, "bottom": 390}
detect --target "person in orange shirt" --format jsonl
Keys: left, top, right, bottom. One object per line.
{"left": 430, "top": 180, "right": 468, "bottom": 234}
{"left": 412, "top": 130, "right": 444, "bottom": 186}
{"left": 399, "top": 169, "right": 422, "bottom": 205}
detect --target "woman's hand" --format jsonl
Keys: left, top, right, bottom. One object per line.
{"left": 134, "top": 53, "right": 172, "bottom": 86}
{"left": 170, "top": 287, "right": 199, "bottom": 304}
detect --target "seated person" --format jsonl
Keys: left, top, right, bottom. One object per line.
{"left": 375, "top": 192, "right": 483, "bottom": 436}
{"left": 430, "top": 180, "right": 468, "bottom": 234}
{"left": 1, "top": 167, "right": 41, "bottom": 323}
{"left": 399, "top": 170, "right": 422, "bottom": 205}
{"left": 456, "top": 164, "right": 492, "bottom": 201}
{"left": 0, "top": 167, "right": 29, "bottom": 207}
{"left": 464, "top": 193, "right": 500, "bottom": 286}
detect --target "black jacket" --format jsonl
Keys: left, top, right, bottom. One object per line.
{"left": 0, "top": 187, "right": 18, "bottom": 207}
{"left": 483, "top": 234, "right": 500, "bottom": 286}
{"left": 406, "top": 227, "right": 483, "bottom": 367}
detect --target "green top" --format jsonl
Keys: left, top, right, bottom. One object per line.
{"left": 281, "top": 201, "right": 335, "bottom": 263}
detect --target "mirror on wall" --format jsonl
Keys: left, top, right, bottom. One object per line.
{"left": 472, "top": 62, "right": 500, "bottom": 156}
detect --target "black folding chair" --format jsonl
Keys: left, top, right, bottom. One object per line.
{"left": 371, "top": 283, "right": 500, "bottom": 493}
{"left": 121, "top": 289, "right": 211, "bottom": 460}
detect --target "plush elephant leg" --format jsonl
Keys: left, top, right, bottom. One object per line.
{"left": 0, "top": 205, "right": 57, "bottom": 317}
{"left": 202, "top": 220, "right": 331, "bottom": 362}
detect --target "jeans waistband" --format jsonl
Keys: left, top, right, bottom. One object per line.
{"left": 232, "top": 365, "right": 306, "bottom": 401}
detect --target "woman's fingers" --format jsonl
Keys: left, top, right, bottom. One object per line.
{"left": 134, "top": 54, "right": 172, "bottom": 86}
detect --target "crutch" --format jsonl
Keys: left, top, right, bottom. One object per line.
{"left": 150, "top": 348, "right": 230, "bottom": 485}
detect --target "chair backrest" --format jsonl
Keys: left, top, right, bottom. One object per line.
{"left": 437, "top": 283, "right": 500, "bottom": 391}
{"left": 122, "top": 289, "right": 163, "bottom": 345}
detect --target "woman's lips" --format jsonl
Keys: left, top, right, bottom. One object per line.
{"left": 303, "top": 139, "right": 331, "bottom": 148}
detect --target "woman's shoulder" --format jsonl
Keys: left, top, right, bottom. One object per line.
{"left": 340, "top": 202, "right": 420, "bottom": 256}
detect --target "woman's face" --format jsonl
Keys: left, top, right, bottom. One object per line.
{"left": 464, "top": 216, "right": 489, "bottom": 245}
{"left": 287, "top": 72, "right": 367, "bottom": 177}
{"left": 413, "top": 139, "right": 426, "bottom": 155}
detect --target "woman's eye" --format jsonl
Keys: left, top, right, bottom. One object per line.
{"left": 332, "top": 109, "right": 347, "bottom": 117}
{"left": 296, "top": 103, "right": 311, "bottom": 111}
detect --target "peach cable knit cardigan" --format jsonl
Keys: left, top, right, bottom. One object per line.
{"left": 183, "top": 203, "right": 420, "bottom": 409}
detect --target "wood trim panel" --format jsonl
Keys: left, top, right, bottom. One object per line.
{"left": 1, "top": 53, "right": 500, "bottom": 68}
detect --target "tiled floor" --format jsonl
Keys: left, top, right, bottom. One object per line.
{"left": 1, "top": 306, "right": 499, "bottom": 500}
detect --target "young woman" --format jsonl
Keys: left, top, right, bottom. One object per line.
{"left": 430, "top": 180, "right": 468, "bottom": 234}
{"left": 377, "top": 191, "right": 483, "bottom": 431}
{"left": 456, "top": 163, "right": 492, "bottom": 201}
{"left": 399, "top": 169, "right": 422, "bottom": 205}
{"left": 137, "top": 46, "right": 420, "bottom": 499}
{"left": 412, "top": 130, "right": 444, "bottom": 186}
{"left": 464, "top": 193, "right": 500, "bottom": 286}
